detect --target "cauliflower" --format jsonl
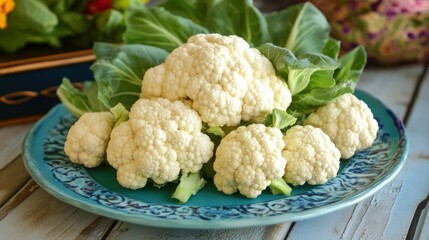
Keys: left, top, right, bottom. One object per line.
{"left": 213, "top": 124, "right": 290, "bottom": 198}
{"left": 282, "top": 125, "right": 341, "bottom": 186}
{"left": 304, "top": 93, "right": 379, "bottom": 159}
{"left": 141, "top": 33, "right": 292, "bottom": 127}
{"left": 64, "top": 112, "right": 115, "bottom": 168}
{"left": 106, "top": 98, "right": 214, "bottom": 193}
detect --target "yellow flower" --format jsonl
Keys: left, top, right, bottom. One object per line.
{"left": 0, "top": 0, "right": 15, "bottom": 29}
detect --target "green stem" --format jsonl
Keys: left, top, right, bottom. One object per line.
{"left": 172, "top": 171, "right": 206, "bottom": 203}
{"left": 269, "top": 178, "right": 292, "bottom": 196}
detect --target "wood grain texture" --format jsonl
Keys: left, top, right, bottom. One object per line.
{"left": 0, "top": 123, "right": 32, "bottom": 169}
{"left": 419, "top": 206, "right": 429, "bottom": 240}
{"left": 0, "top": 186, "right": 114, "bottom": 240}
{"left": 0, "top": 123, "right": 33, "bottom": 207}
{"left": 0, "top": 156, "right": 31, "bottom": 206}
{"left": 0, "top": 53, "right": 95, "bottom": 75}
{"left": 0, "top": 180, "right": 39, "bottom": 222}
{"left": 382, "top": 67, "right": 429, "bottom": 240}
{"left": 106, "top": 223, "right": 291, "bottom": 240}
{"left": 287, "top": 64, "right": 424, "bottom": 240}
{"left": 358, "top": 64, "right": 423, "bottom": 118}
{"left": 0, "top": 49, "right": 93, "bottom": 69}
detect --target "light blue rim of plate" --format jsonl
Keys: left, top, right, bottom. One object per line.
{"left": 22, "top": 89, "right": 408, "bottom": 229}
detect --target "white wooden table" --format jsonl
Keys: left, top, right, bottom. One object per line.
{"left": 0, "top": 62, "right": 428, "bottom": 239}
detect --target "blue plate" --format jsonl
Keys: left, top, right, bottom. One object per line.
{"left": 22, "top": 89, "right": 408, "bottom": 229}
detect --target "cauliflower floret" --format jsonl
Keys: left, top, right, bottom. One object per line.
{"left": 213, "top": 124, "right": 286, "bottom": 198}
{"left": 141, "top": 33, "right": 292, "bottom": 127}
{"left": 282, "top": 125, "right": 341, "bottom": 186}
{"left": 64, "top": 112, "right": 115, "bottom": 168}
{"left": 304, "top": 93, "right": 379, "bottom": 159}
{"left": 106, "top": 98, "right": 214, "bottom": 189}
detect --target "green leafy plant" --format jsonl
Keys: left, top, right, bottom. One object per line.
{"left": 123, "top": 6, "right": 209, "bottom": 51}
{"left": 91, "top": 42, "right": 169, "bottom": 110}
{"left": 0, "top": 0, "right": 144, "bottom": 52}
{"left": 266, "top": 2, "right": 331, "bottom": 56}
{"left": 56, "top": 78, "right": 107, "bottom": 118}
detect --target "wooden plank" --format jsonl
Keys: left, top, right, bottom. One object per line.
{"left": 0, "top": 185, "right": 114, "bottom": 240}
{"left": 0, "top": 123, "right": 32, "bottom": 169}
{"left": 0, "top": 52, "right": 95, "bottom": 75}
{"left": 382, "top": 161, "right": 429, "bottom": 240}
{"left": 357, "top": 64, "right": 423, "bottom": 118}
{"left": 419, "top": 205, "right": 429, "bottom": 240}
{"left": 287, "top": 64, "right": 424, "bottom": 240}
{"left": 0, "top": 156, "right": 31, "bottom": 206}
{"left": 262, "top": 223, "right": 291, "bottom": 239}
{"left": 0, "top": 180, "right": 39, "bottom": 221}
{"left": 0, "top": 49, "right": 93, "bottom": 70}
{"left": 106, "top": 222, "right": 291, "bottom": 240}
{"left": 382, "top": 67, "right": 429, "bottom": 240}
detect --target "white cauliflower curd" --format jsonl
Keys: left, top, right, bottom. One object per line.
{"left": 304, "top": 93, "right": 379, "bottom": 159}
{"left": 282, "top": 125, "right": 341, "bottom": 186}
{"left": 141, "top": 33, "right": 292, "bottom": 127}
{"left": 106, "top": 98, "right": 214, "bottom": 189}
{"left": 213, "top": 124, "right": 287, "bottom": 198}
{"left": 64, "top": 112, "right": 115, "bottom": 168}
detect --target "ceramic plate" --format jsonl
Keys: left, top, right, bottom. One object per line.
{"left": 22, "top": 89, "right": 408, "bottom": 229}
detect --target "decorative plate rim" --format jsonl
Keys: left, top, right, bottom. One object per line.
{"left": 22, "top": 89, "right": 408, "bottom": 229}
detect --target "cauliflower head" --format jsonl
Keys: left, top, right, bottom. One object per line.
{"left": 282, "top": 125, "right": 341, "bottom": 186}
{"left": 304, "top": 93, "right": 379, "bottom": 159}
{"left": 64, "top": 112, "right": 115, "bottom": 168}
{"left": 213, "top": 124, "right": 286, "bottom": 198}
{"left": 141, "top": 33, "right": 292, "bottom": 127}
{"left": 106, "top": 98, "right": 214, "bottom": 189}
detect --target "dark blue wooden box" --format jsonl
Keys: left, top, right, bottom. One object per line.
{"left": 0, "top": 51, "right": 94, "bottom": 126}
